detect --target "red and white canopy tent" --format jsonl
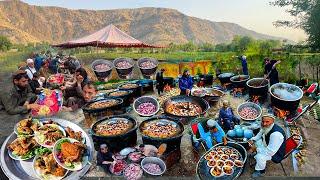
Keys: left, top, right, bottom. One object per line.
{"left": 53, "top": 24, "right": 162, "bottom": 48}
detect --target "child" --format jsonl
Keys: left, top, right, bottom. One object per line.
{"left": 97, "top": 144, "right": 114, "bottom": 173}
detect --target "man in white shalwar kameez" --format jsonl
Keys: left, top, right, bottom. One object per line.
{"left": 248, "top": 114, "right": 286, "bottom": 178}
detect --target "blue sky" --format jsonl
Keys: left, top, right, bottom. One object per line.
{"left": 22, "top": 0, "right": 306, "bottom": 42}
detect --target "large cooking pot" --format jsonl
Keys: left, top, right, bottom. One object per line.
{"left": 230, "top": 75, "right": 250, "bottom": 88}
{"left": 118, "top": 82, "right": 142, "bottom": 98}
{"left": 82, "top": 97, "right": 124, "bottom": 128}
{"left": 163, "top": 77, "right": 175, "bottom": 87}
{"left": 91, "top": 59, "right": 113, "bottom": 81}
{"left": 82, "top": 97, "right": 123, "bottom": 113}
{"left": 218, "top": 73, "right": 235, "bottom": 85}
{"left": 203, "top": 88, "right": 225, "bottom": 107}
{"left": 113, "top": 57, "right": 134, "bottom": 78}
{"left": 199, "top": 74, "right": 214, "bottom": 86}
{"left": 163, "top": 95, "right": 210, "bottom": 122}
{"left": 139, "top": 116, "right": 184, "bottom": 152}
{"left": 90, "top": 115, "right": 138, "bottom": 152}
{"left": 246, "top": 78, "right": 269, "bottom": 101}
{"left": 269, "top": 83, "right": 303, "bottom": 112}
{"left": 137, "top": 57, "right": 158, "bottom": 76}
{"left": 107, "top": 89, "right": 133, "bottom": 107}
{"left": 136, "top": 79, "right": 155, "bottom": 92}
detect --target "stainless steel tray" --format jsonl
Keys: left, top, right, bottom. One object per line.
{"left": 0, "top": 118, "right": 94, "bottom": 180}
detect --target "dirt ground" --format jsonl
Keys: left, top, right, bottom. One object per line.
{"left": 1, "top": 72, "right": 320, "bottom": 179}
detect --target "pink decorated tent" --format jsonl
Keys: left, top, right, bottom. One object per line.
{"left": 53, "top": 24, "right": 162, "bottom": 48}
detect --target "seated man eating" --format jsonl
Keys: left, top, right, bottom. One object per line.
{"left": 0, "top": 70, "right": 40, "bottom": 115}
{"left": 248, "top": 114, "right": 286, "bottom": 178}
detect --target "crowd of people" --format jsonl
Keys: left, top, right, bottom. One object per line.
{"left": 0, "top": 53, "right": 98, "bottom": 116}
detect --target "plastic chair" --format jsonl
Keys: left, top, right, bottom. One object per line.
{"left": 272, "top": 134, "right": 302, "bottom": 176}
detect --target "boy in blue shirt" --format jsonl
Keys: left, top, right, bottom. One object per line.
{"left": 207, "top": 119, "right": 228, "bottom": 145}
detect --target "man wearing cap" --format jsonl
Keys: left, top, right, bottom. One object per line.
{"left": 248, "top": 115, "right": 286, "bottom": 178}
{"left": 0, "top": 70, "right": 40, "bottom": 115}
{"left": 25, "top": 58, "right": 37, "bottom": 80}
{"left": 206, "top": 119, "right": 228, "bottom": 145}
{"left": 218, "top": 100, "right": 240, "bottom": 131}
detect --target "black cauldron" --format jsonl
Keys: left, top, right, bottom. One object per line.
{"left": 203, "top": 88, "right": 225, "bottom": 107}
{"left": 269, "top": 83, "right": 303, "bottom": 112}
{"left": 163, "top": 77, "right": 175, "bottom": 87}
{"left": 246, "top": 78, "right": 269, "bottom": 101}
{"left": 107, "top": 89, "right": 133, "bottom": 107}
{"left": 218, "top": 73, "right": 235, "bottom": 85}
{"left": 163, "top": 95, "right": 210, "bottom": 123}
{"left": 90, "top": 115, "right": 138, "bottom": 152}
{"left": 91, "top": 59, "right": 114, "bottom": 81}
{"left": 113, "top": 57, "right": 134, "bottom": 78}
{"left": 139, "top": 115, "right": 184, "bottom": 152}
{"left": 199, "top": 74, "right": 214, "bottom": 86}
{"left": 82, "top": 98, "right": 124, "bottom": 128}
{"left": 136, "top": 79, "right": 155, "bottom": 93}
{"left": 137, "top": 57, "right": 158, "bottom": 76}
{"left": 230, "top": 75, "right": 250, "bottom": 88}
{"left": 118, "top": 83, "right": 142, "bottom": 98}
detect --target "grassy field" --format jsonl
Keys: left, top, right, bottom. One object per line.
{"left": 0, "top": 50, "right": 319, "bottom": 84}
{"left": 0, "top": 51, "right": 31, "bottom": 73}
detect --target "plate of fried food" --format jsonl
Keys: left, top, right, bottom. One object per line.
{"left": 33, "top": 147, "right": 69, "bottom": 180}
{"left": 14, "top": 118, "right": 42, "bottom": 136}
{"left": 7, "top": 136, "right": 39, "bottom": 161}
{"left": 34, "top": 124, "right": 66, "bottom": 148}
{"left": 53, "top": 138, "right": 89, "bottom": 171}
{"left": 1, "top": 118, "right": 94, "bottom": 180}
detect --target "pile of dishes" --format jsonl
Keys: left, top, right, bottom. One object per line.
{"left": 31, "top": 89, "right": 63, "bottom": 117}
{"left": 47, "top": 74, "right": 64, "bottom": 87}
{"left": 1, "top": 118, "right": 93, "bottom": 180}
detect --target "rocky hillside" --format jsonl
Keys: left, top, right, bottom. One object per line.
{"left": 0, "top": 0, "right": 285, "bottom": 45}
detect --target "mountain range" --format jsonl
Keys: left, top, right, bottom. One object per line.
{"left": 0, "top": 0, "right": 288, "bottom": 45}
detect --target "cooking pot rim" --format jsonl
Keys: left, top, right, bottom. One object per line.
{"left": 139, "top": 116, "right": 184, "bottom": 140}
{"left": 82, "top": 97, "right": 123, "bottom": 111}
{"left": 230, "top": 75, "right": 250, "bottom": 83}
{"left": 236, "top": 102, "right": 262, "bottom": 121}
{"left": 91, "top": 115, "right": 138, "bottom": 138}
{"left": 269, "top": 82, "right": 303, "bottom": 102}
{"left": 246, "top": 78, "right": 269, "bottom": 88}
{"left": 163, "top": 95, "right": 210, "bottom": 117}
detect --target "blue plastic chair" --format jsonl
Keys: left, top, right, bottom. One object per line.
{"left": 197, "top": 123, "right": 213, "bottom": 149}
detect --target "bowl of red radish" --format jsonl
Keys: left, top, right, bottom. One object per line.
{"left": 133, "top": 96, "right": 160, "bottom": 117}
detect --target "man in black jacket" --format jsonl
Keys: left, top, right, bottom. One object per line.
{"left": 156, "top": 69, "right": 165, "bottom": 95}
{"left": 0, "top": 70, "right": 40, "bottom": 115}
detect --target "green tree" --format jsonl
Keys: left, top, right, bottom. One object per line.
{"left": 271, "top": 0, "right": 320, "bottom": 50}
{"left": 0, "top": 36, "right": 12, "bottom": 51}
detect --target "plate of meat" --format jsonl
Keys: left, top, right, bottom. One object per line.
{"left": 53, "top": 138, "right": 89, "bottom": 171}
